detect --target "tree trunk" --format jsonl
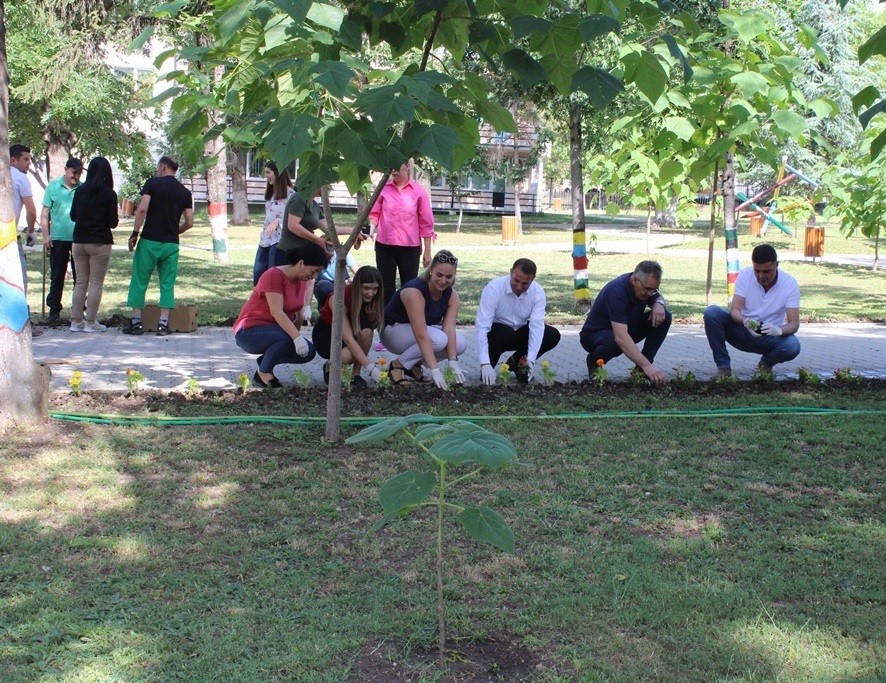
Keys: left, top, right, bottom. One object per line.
{"left": 0, "top": 2, "right": 49, "bottom": 427}
{"left": 723, "top": 152, "right": 739, "bottom": 299}
{"left": 513, "top": 179, "right": 523, "bottom": 235}
{"left": 705, "top": 159, "right": 720, "bottom": 305}
{"left": 203, "top": 61, "right": 228, "bottom": 263}
{"left": 568, "top": 101, "right": 589, "bottom": 309}
{"left": 230, "top": 146, "right": 250, "bottom": 226}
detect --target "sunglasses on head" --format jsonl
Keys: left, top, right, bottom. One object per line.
{"left": 434, "top": 253, "right": 458, "bottom": 265}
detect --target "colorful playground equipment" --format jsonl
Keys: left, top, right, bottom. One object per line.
{"left": 737, "top": 160, "right": 820, "bottom": 238}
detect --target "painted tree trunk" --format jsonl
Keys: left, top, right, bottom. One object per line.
{"left": 569, "top": 102, "right": 589, "bottom": 308}
{"left": 0, "top": 8, "right": 49, "bottom": 426}
{"left": 705, "top": 159, "right": 720, "bottom": 305}
{"left": 205, "top": 64, "right": 228, "bottom": 264}
{"left": 230, "top": 147, "right": 250, "bottom": 226}
{"left": 723, "top": 152, "right": 739, "bottom": 299}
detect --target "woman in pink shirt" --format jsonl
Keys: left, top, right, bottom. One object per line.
{"left": 234, "top": 242, "right": 329, "bottom": 388}
{"left": 369, "top": 160, "right": 436, "bottom": 305}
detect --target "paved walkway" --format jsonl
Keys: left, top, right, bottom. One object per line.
{"left": 32, "top": 323, "right": 886, "bottom": 392}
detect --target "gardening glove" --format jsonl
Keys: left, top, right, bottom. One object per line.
{"left": 430, "top": 367, "right": 449, "bottom": 391}
{"left": 744, "top": 318, "right": 761, "bottom": 336}
{"left": 292, "top": 334, "right": 310, "bottom": 357}
{"left": 448, "top": 360, "right": 466, "bottom": 384}
{"left": 760, "top": 323, "right": 782, "bottom": 337}
{"left": 528, "top": 361, "right": 541, "bottom": 383}
{"left": 301, "top": 305, "right": 312, "bottom": 326}
{"left": 367, "top": 365, "right": 383, "bottom": 382}
{"left": 480, "top": 363, "right": 497, "bottom": 386}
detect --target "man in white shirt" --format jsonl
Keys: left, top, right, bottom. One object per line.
{"left": 10, "top": 144, "right": 42, "bottom": 336}
{"left": 703, "top": 244, "right": 801, "bottom": 376}
{"left": 475, "top": 258, "right": 561, "bottom": 384}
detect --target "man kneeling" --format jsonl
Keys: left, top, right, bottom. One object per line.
{"left": 703, "top": 244, "right": 800, "bottom": 377}
{"left": 580, "top": 260, "right": 671, "bottom": 385}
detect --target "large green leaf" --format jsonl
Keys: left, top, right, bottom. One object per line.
{"left": 475, "top": 97, "right": 517, "bottom": 134}
{"left": 728, "top": 12, "right": 770, "bottom": 44}
{"left": 858, "top": 23, "right": 886, "bottom": 64}
{"left": 579, "top": 14, "right": 620, "bottom": 42}
{"left": 807, "top": 97, "right": 836, "bottom": 118}
{"left": 859, "top": 97, "right": 886, "bottom": 129}
{"left": 851, "top": 85, "right": 880, "bottom": 115}
{"left": 413, "top": 423, "right": 455, "bottom": 443}
{"left": 572, "top": 66, "right": 624, "bottom": 109}
{"left": 345, "top": 413, "right": 434, "bottom": 444}
{"left": 771, "top": 110, "right": 806, "bottom": 138}
{"left": 459, "top": 507, "right": 515, "bottom": 553}
{"left": 659, "top": 158, "right": 684, "bottom": 184}
{"left": 871, "top": 129, "right": 886, "bottom": 161}
{"left": 269, "top": 0, "right": 311, "bottom": 23}
{"left": 306, "top": 2, "right": 344, "bottom": 30}
{"left": 510, "top": 15, "right": 551, "bottom": 39}
{"left": 218, "top": 1, "right": 253, "bottom": 42}
{"left": 623, "top": 50, "right": 667, "bottom": 104}
{"left": 501, "top": 49, "right": 548, "bottom": 90}
{"left": 311, "top": 61, "right": 355, "bottom": 98}
{"left": 662, "top": 116, "right": 695, "bottom": 142}
{"left": 378, "top": 469, "right": 436, "bottom": 515}
{"left": 263, "top": 112, "right": 317, "bottom": 168}
{"left": 661, "top": 34, "right": 692, "bottom": 82}
{"left": 430, "top": 425, "right": 516, "bottom": 469}
{"left": 365, "top": 94, "right": 416, "bottom": 134}
{"left": 404, "top": 123, "right": 460, "bottom": 168}
{"left": 630, "top": 2, "right": 661, "bottom": 30}
{"left": 535, "top": 17, "right": 582, "bottom": 95}
{"left": 730, "top": 72, "right": 769, "bottom": 99}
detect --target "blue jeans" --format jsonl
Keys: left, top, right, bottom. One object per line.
{"left": 253, "top": 244, "right": 278, "bottom": 286}
{"left": 235, "top": 324, "right": 315, "bottom": 373}
{"left": 580, "top": 309, "right": 671, "bottom": 373}
{"left": 703, "top": 305, "right": 800, "bottom": 369}
{"left": 314, "top": 279, "right": 334, "bottom": 309}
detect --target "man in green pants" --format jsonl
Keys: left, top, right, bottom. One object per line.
{"left": 122, "top": 156, "right": 194, "bottom": 336}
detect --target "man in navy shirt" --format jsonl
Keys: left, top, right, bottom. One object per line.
{"left": 580, "top": 260, "right": 671, "bottom": 385}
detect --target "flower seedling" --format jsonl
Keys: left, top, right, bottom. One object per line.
{"left": 746, "top": 319, "right": 761, "bottom": 333}
{"left": 377, "top": 370, "right": 391, "bottom": 389}
{"left": 498, "top": 362, "right": 511, "bottom": 386}
{"left": 671, "top": 367, "right": 697, "bottom": 388}
{"left": 832, "top": 367, "right": 860, "bottom": 383}
{"left": 341, "top": 364, "right": 353, "bottom": 392}
{"left": 347, "top": 415, "right": 518, "bottom": 674}
{"left": 751, "top": 366, "right": 775, "bottom": 383}
{"left": 236, "top": 372, "right": 251, "bottom": 392}
{"left": 68, "top": 370, "right": 84, "bottom": 396}
{"left": 628, "top": 367, "right": 648, "bottom": 386}
{"left": 185, "top": 377, "right": 200, "bottom": 396}
{"left": 124, "top": 368, "right": 145, "bottom": 394}
{"left": 442, "top": 365, "right": 457, "bottom": 385}
{"left": 294, "top": 370, "right": 311, "bottom": 389}
{"left": 796, "top": 367, "right": 821, "bottom": 385}
{"left": 592, "top": 359, "right": 608, "bottom": 387}
{"left": 539, "top": 360, "right": 555, "bottom": 385}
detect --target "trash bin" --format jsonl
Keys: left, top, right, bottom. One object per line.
{"left": 804, "top": 226, "right": 824, "bottom": 259}
{"left": 501, "top": 216, "right": 518, "bottom": 242}
{"left": 553, "top": 197, "right": 562, "bottom": 211}
{"left": 749, "top": 214, "right": 764, "bottom": 236}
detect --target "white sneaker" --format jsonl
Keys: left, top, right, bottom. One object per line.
{"left": 70, "top": 321, "right": 84, "bottom": 332}
{"left": 83, "top": 322, "right": 107, "bottom": 333}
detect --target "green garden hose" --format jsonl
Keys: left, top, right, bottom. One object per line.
{"left": 49, "top": 406, "right": 886, "bottom": 428}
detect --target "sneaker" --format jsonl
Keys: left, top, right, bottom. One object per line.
{"left": 156, "top": 322, "right": 170, "bottom": 336}
{"left": 83, "top": 322, "right": 107, "bottom": 333}
{"left": 70, "top": 321, "right": 85, "bottom": 332}
{"left": 121, "top": 320, "right": 143, "bottom": 335}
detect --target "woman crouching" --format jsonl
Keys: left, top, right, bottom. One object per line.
{"left": 312, "top": 265, "right": 385, "bottom": 387}
{"left": 234, "top": 242, "right": 329, "bottom": 388}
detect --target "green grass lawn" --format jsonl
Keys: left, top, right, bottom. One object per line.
{"left": 2, "top": 387, "right": 883, "bottom": 682}
{"left": 25, "top": 212, "right": 884, "bottom": 326}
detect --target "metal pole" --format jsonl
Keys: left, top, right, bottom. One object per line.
{"left": 41, "top": 243, "right": 47, "bottom": 319}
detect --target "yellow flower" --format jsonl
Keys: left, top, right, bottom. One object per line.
{"left": 499, "top": 363, "right": 510, "bottom": 373}
{"left": 541, "top": 360, "right": 550, "bottom": 369}
{"left": 379, "top": 371, "right": 389, "bottom": 380}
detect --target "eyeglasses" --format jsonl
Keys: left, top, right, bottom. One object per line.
{"left": 434, "top": 253, "right": 458, "bottom": 265}
{"left": 632, "top": 277, "right": 657, "bottom": 294}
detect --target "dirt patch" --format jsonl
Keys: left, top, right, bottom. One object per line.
{"left": 347, "top": 634, "right": 545, "bottom": 682}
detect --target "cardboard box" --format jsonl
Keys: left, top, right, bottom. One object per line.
{"left": 141, "top": 304, "right": 198, "bottom": 333}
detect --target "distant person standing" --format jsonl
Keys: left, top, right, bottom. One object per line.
{"left": 253, "top": 161, "right": 294, "bottom": 285}
{"left": 122, "top": 156, "right": 194, "bottom": 336}
{"left": 9, "top": 144, "right": 41, "bottom": 336}
{"left": 41, "top": 157, "right": 84, "bottom": 322}
{"left": 369, "top": 160, "right": 435, "bottom": 306}
{"left": 68, "top": 157, "right": 119, "bottom": 333}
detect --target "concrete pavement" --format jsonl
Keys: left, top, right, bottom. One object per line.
{"left": 32, "top": 322, "right": 886, "bottom": 392}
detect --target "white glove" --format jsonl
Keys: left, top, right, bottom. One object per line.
{"left": 448, "top": 360, "right": 466, "bottom": 384}
{"left": 480, "top": 364, "right": 497, "bottom": 386}
{"left": 528, "top": 361, "right": 541, "bottom": 383}
{"left": 367, "top": 365, "right": 383, "bottom": 382}
{"left": 430, "top": 367, "right": 449, "bottom": 390}
{"left": 760, "top": 323, "right": 782, "bottom": 336}
{"left": 301, "top": 305, "right": 312, "bottom": 326}
{"left": 293, "top": 334, "right": 310, "bottom": 356}
{"left": 744, "top": 319, "right": 761, "bottom": 336}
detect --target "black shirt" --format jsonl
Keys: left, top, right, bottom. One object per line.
{"left": 70, "top": 186, "right": 119, "bottom": 244}
{"left": 140, "top": 175, "right": 193, "bottom": 244}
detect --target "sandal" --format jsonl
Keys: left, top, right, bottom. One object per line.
{"left": 390, "top": 360, "right": 410, "bottom": 385}
{"left": 408, "top": 364, "right": 428, "bottom": 382}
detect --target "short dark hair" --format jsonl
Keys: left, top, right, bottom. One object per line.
{"left": 289, "top": 241, "right": 330, "bottom": 267}
{"left": 158, "top": 155, "right": 179, "bottom": 173}
{"left": 9, "top": 144, "right": 31, "bottom": 159}
{"left": 751, "top": 244, "right": 778, "bottom": 264}
{"left": 512, "top": 258, "right": 537, "bottom": 277}
{"left": 633, "top": 260, "right": 663, "bottom": 280}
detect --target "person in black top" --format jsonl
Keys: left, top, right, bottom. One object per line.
{"left": 122, "top": 156, "right": 194, "bottom": 336}
{"left": 68, "top": 157, "right": 118, "bottom": 332}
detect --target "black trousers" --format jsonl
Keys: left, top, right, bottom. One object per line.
{"left": 486, "top": 322, "right": 561, "bottom": 366}
{"left": 375, "top": 241, "right": 421, "bottom": 306}
{"left": 46, "top": 240, "right": 76, "bottom": 314}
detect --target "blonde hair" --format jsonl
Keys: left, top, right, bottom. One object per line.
{"left": 419, "top": 250, "right": 458, "bottom": 284}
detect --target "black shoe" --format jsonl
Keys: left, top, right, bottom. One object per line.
{"left": 46, "top": 311, "right": 60, "bottom": 324}
{"left": 322, "top": 362, "right": 330, "bottom": 385}
{"left": 122, "top": 319, "right": 144, "bottom": 335}
{"left": 507, "top": 354, "right": 530, "bottom": 384}
{"left": 157, "top": 322, "right": 170, "bottom": 336}
{"left": 351, "top": 375, "right": 367, "bottom": 389}
{"left": 253, "top": 370, "right": 282, "bottom": 388}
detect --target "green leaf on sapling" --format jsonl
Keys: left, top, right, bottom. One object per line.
{"left": 378, "top": 470, "right": 436, "bottom": 515}
{"left": 459, "top": 507, "right": 515, "bottom": 553}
